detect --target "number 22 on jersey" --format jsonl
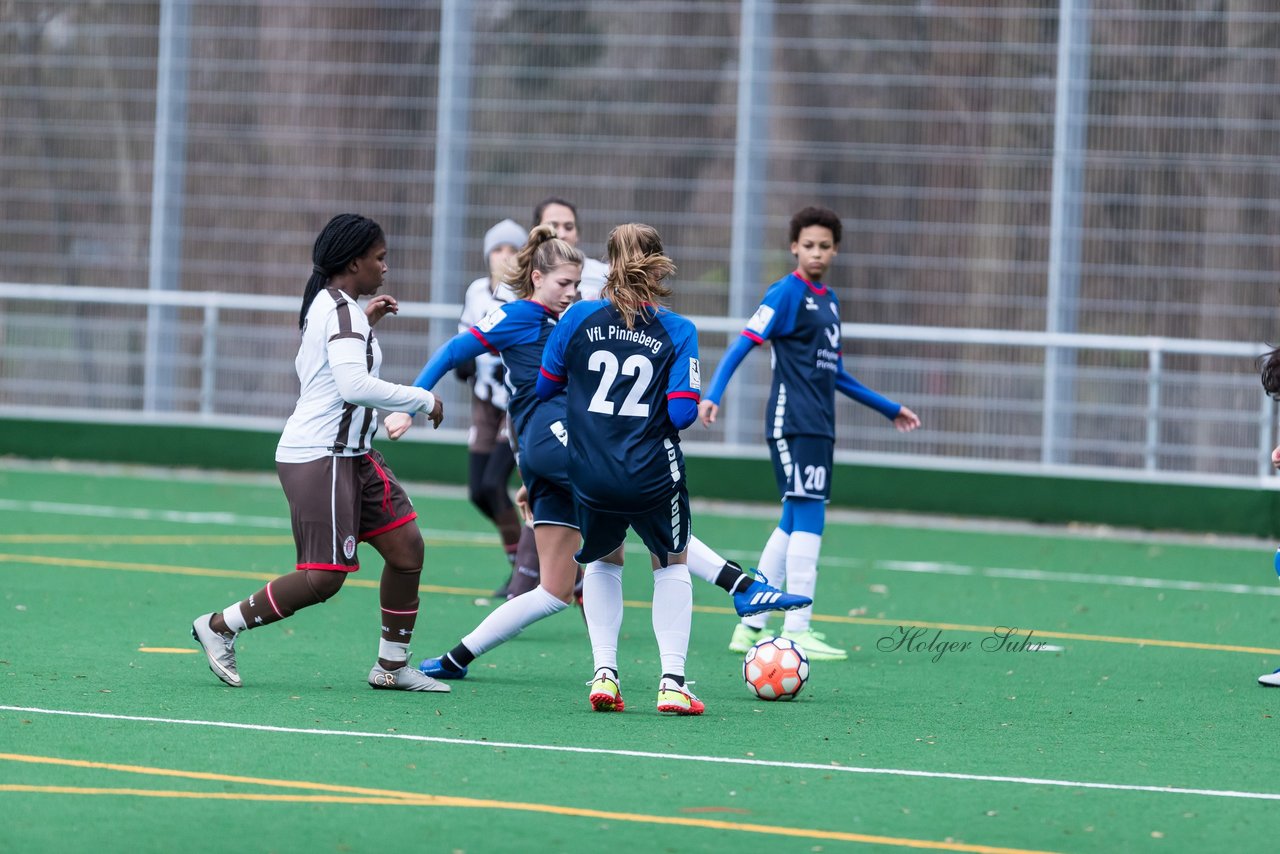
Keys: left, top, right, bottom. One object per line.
{"left": 586, "top": 349, "right": 652, "bottom": 417}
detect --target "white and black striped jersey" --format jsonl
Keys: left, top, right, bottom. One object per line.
{"left": 459, "top": 275, "right": 516, "bottom": 409}
{"left": 277, "top": 288, "right": 434, "bottom": 463}
{"left": 578, "top": 257, "right": 609, "bottom": 302}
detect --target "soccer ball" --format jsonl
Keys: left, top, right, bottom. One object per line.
{"left": 743, "top": 636, "right": 809, "bottom": 701}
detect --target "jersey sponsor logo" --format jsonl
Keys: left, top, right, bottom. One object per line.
{"left": 688, "top": 357, "right": 701, "bottom": 390}
{"left": 824, "top": 324, "right": 840, "bottom": 349}
{"left": 804, "top": 296, "right": 818, "bottom": 311}
{"left": 477, "top": 306, "right": 505, "bottom": 333}
{"left": 746, "top": 304, "right": 774, "bottom": 334}
{"left": 343, "top": 535, "right": 357, "bottom": 559}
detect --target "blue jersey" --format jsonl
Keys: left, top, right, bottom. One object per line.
{"left": 469, "top": 299, "right": 561, "bottom": 440}
{"left": 743, "top": 272, "right": 843, "bottom": 440}
{"left": 540, "top": 300, "right": 701, "bottom": 513}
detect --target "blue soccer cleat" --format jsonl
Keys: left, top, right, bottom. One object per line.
{"left": 732, "top": 572, "right": 813, "bottom": 617}
{"left": 418, "top": 656, "right": 468, "bottom": 680}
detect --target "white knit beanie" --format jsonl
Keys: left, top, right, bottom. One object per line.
{"left": 483, "top": 218, "right": 528, "bottom": 265}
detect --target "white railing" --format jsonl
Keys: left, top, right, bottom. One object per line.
{"left": 0, "top": 282, "right": 1273, "bottom": 487}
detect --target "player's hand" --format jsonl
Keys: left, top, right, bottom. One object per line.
{"left": 364, "top": 294, "right": 399, "bottom": 326}
{"left": 384, "top": 411, "right": 413, "bottom": 440}
{"left": 1271, "top": 444, "right": 1280, "bottom": 469}
{"left": 515, "top": 485, "right": 533, "bottom": 525}
{"left": 426, "top": 395, "right": 444, "bottom": 429}
{"left": 893, "top": 406, "right": 921, "bottom": 433}
{"left": 698, "top": 399, "right": 719, "bottom": 427}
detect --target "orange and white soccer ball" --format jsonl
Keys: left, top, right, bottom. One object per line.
{"left": 743, "top": 636, "right": 809, "bottom": 701}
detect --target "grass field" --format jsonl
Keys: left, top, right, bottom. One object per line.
{"left": 3, "top": 458, "right": 1280, "bottom": 853}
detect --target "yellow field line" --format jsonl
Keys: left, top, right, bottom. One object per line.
{"left": 0, "top": 754, "right": 1059, "bottom": 854}
{"left": 0, "top": 553, "right": 477, "bottom": 596}
{"left": 5, "top": 551, "right": 1277, "bottom": 656}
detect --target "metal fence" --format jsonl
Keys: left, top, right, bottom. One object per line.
{"left": 1, "top": 283, "right": 1271, "bottom": 485}
{"left": 2, "top": 2, "right": 1279, "bottom": 483}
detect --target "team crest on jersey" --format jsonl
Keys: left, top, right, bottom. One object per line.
{"left": 477, "top": 306, "right": 505, "bottom": 333}
{"left": 825, "top": 324, "right": 840, "bottom": 349}
{"left": 746, "top": 305, "right": 774, "bottom": 334}
{"left": 688, "top": 357, "right": 701, "bottom": 390}
{"left": 343, "top": 535, "right": 357, "bottom": 560}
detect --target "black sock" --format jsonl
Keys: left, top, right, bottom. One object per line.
{"left": 595, "top": 666, "right": 618, "bottom": 680}
{"left": 715, "top": 560, "right": 749, "bottom": 594}
{"left": 661, "top": 673, "right": 685, "bottom": 687}
{"left": 445, "top": 643, "right": 476, "bottom": 671}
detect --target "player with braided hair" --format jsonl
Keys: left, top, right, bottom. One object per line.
{"left": 191, "top": 213, "right": 450, "bottom": 693}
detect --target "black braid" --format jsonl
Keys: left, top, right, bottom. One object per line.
{"left": 298, "top": 213, "right": 385, "bottom": 329}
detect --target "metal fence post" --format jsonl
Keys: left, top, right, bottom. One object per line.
{"left": 727, "top": 0, "right": 773, "bottom": 448}
{"left": 143, "top": 0, "right": 190, "bottom": 413}
{"left": 1042, "top": 0, "right": 1092, "bottom": 464}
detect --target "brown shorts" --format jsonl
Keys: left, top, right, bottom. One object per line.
{"left": 468, "top": 397, "right": 510, "bottom": 454}
{"left": 276, "top": 449, "right": 417, "bottom": 572}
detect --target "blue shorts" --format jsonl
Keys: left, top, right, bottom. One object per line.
{"left": 575, "top": 487, "right": 691, "bottom": 568}
{"left": 517, "top": 407, "right": 578, "bottom": 528}
{"left": 769, "top": 434, "right": 833, "bottom": 501}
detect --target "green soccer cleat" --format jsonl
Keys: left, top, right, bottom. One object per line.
{"left": 656, "top": 678, "right": 705, "bottom": 716}
{"left": 587, "top": 668, "right": 625, "bottom": 712}
{"left": 728, "top": 623, "right": 767, "bottom": 654}
{"left": 781, "top": 628, "right": 848, "bottom": 661}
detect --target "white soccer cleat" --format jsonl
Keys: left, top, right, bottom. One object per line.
{"left": 191, "top": 613, "right": 242, "bottom": 687}
{"left": 1259, "top": 668, "right": 1280, "bottom": 687}
{"left": 368, "top": 663, "right": 451, "bottom": 693}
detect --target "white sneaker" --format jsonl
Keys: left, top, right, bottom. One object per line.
{"left": 368, "top": 663, "right": 451, "bottom": 693}
{"left": 191, "top": 613, "right": 241, "bottom": 687}
{"left": 1259, "top": 669, "right": 1280, "bottom": 687}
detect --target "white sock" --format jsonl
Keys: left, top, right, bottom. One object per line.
{"left": 222, "top": 604, "right": 247, "bottom": 634}
{"left": 652, "top": 563, "right": 692, "bottom": 679}
{"left": 684, "top": 535, "right": 725, "bottom": 586}
{"left": 582, "top": 560, "right": 625, "bottom": 675}
{"left": 378, "top": 639, "right": 409, "bottom": 665}
{"left": 782, "top": 531, "right": 822, "bottom": 633}
{"left": 743, "top": 527, "right": 789, "bottom": 630}
{"left": 461, "top": 585, "right": 567, "bottom": 656}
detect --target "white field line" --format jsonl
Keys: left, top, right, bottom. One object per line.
{"left": 3, "top": 705, "right": 1278, "bottom": 803}
{"left": 3, "top": 497, "right": 1275, "bottom": 598}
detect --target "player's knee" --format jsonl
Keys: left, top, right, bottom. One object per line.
{"left": 392, "top": 529, "right": 425, "bottom": 570}
{"left": 303, "top": 569, "right": 346, "bottom": 603}
{"left": 468, "top": 487, "right": 493, "bottom": 516}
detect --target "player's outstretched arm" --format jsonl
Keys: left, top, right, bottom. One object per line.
{"left": 892, "top": 405, "right": 921, "bottom": 433}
